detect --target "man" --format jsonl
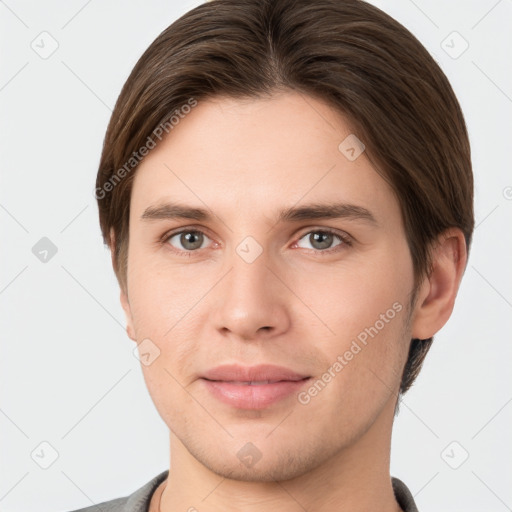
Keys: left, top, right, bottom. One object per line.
{"left": 78, "top": 0, "right": 473, "bottom": 510}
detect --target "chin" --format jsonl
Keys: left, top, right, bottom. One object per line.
{"left": 184, "top": 433, "right": 337, "bottom": 483}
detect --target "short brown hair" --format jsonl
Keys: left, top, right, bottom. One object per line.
{"left": 95, "top": 0, "right": 474, "bottom": 395}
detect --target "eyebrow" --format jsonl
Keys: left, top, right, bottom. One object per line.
{"left": 140, "top": 201, "right": 378, "bottom": 226}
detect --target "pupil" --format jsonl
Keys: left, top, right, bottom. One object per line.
{"left": 182, "top": 232, "right": 202, "bottom": 250}
{"left": 312, "top": 232, "right": 332, "bottom": 249}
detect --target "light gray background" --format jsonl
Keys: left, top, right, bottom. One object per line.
{"left": 1, "top": 1, "right": 511, "bottom": 511}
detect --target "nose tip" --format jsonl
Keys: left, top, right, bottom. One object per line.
{"left": 212, "top": 255, "right": 291, "bottom": 341}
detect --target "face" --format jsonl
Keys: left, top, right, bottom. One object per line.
{"left": 121, "top": 91, "right": 417, "bottom": 481}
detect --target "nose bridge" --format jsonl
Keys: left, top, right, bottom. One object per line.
{"left": 212, "top": 235, "right": 290, "bottom": 339}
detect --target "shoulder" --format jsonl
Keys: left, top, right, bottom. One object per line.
{"left": 392, "top": 476, "right": 419, "bottom": 512}
{"left": 64, "top": 470, "right": 169, "bottom": 512}
{"left": 67, "top": 496, "right": 127, "bottom": 512}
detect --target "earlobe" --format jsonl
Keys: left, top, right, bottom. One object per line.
{"left": 120, "top": 289, "right": 137, "bottom": 342}
{"left": 411, "top": 228, "right": 467, "bottom": 340}
{"left": 109, "top": 227, "right": 117, "bottom": 272}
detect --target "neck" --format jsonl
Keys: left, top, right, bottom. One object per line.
{"left": 159, "top": 400, "right": 402, "bottom": 512}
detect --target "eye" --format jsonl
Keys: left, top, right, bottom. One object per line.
{"left": 164, "top": 229, "right": 212, "bottom": 252}
{"left": 295, "top": 229, "right": 351, "bottom": 253}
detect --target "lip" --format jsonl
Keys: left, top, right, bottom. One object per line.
{"left": 202, "top": 364, "right": 309, "bottom": 382}
{"left": 201, "top": 364, "right": 311, "bottom": 409}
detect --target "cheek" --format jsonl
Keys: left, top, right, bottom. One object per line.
{"left": 305, "top": 305, "right": 409, "bottom": 429}
{"left": 298, "top": 248, "right": 412, "bottom": 344}
{"left": 128, "top": 268, "right": 201, "bottom": 423}
{"left": 298, "top": 246, "right": 413, "bottom": 396}
{"left": 126, "top": 254, "right": 204, "bottom": 397}
{"left": 126, "top": 251, "right": 204, "bottom": 339}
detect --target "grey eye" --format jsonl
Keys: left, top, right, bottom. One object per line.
{"left": 296, "top": 231, "right": 343, "bottom": 251}
{"left": 168, "top": 231, "right": 210, "bottom": 251}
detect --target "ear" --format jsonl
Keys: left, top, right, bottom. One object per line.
{"left": 411, "top": 228, "right": 468, "bottom": 339}
{"left": 120, "top": 288, "right": 137, "bottom": 342}
{"left": 110, "top": 228, "right": 137, "bottom": 342}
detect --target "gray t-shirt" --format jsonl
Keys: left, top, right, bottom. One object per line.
{"left": 68, "top": 470, "right": 419, "bottom": 512}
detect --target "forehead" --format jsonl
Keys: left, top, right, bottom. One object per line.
{"left": 130, "top": 92, "right": 400, "bottom": 228}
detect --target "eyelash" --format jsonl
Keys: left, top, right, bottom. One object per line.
{"left": 160, "top": 227, "right": 353, "bottom": 257}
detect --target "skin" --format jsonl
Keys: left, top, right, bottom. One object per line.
{"left": 115, "top": 91, "right": 467, "bottom": 512}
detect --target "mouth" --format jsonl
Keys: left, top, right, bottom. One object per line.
{"left": 200, "top": 365, "right": 311, "bottom": 409}
{"left": 206, "top": 380, "right": 301, "bottom": 385}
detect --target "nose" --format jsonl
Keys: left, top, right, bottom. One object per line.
{"left": 211, "top": 244, "right": 291, "bottom": 341}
